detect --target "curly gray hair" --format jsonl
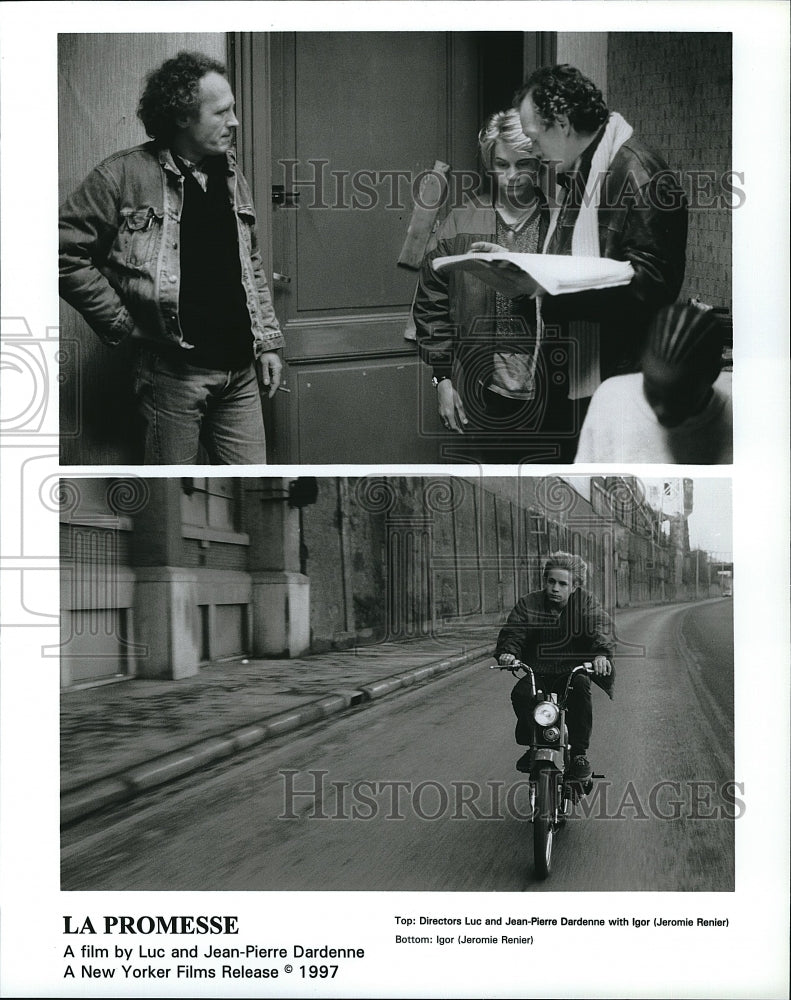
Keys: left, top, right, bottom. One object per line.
{"left": 138, "top": 51, "right": 227, "bottom": 144}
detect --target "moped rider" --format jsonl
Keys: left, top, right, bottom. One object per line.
{"left": 496, "top": 551, "right": 615, "bottom": 782}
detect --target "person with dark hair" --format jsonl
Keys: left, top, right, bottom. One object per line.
{"left": 574, "top": 302, "right": 732, "bottom": 463}
{"left": 59, "top": 51, "right": 282, "bottom": 464}
{"left": 476, "top": 65, "right": 688, "bottom": 459}
{"left": 496, "top": 551, "right": 615, "bottom": 781}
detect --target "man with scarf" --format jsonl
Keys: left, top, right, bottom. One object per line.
{"left": 496, "top": 65, "right": 688, "bottom": 459}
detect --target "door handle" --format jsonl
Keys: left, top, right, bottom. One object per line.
{"left": 272, "top": 272, "right": 291, "bottom": 284}
{"left": 272, "top": 185, "right": 300, "bottom": 207}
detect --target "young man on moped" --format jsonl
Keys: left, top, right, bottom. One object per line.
{"left": 496, "top": 552, "right": 615, "bottom": 782}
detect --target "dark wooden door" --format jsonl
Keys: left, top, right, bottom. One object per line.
{"left": 259, "top": 32, "right": 482, "bottom": 464}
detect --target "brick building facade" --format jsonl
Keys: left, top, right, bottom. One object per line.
{"left": 608, "top": 32, "right": 733, "bottom": 311}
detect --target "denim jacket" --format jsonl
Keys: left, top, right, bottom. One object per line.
{"left": 59, "top": 142, "right": 283, "bottom": 356}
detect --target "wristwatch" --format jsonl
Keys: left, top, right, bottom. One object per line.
{"left": 431, "top": 376, "right": 450, "bottom": 389}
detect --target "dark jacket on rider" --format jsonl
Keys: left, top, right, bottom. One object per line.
{"left": 496, "top": 587, "right": 616, "bottom": 698}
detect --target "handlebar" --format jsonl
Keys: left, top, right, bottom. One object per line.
{"left": 491, "top": 659, "right": 596, "bottom": 701}
{"left": 491, "top": 659, "right": 594, "bottom": 676}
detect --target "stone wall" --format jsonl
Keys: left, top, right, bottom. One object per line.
{"left": 608, "top": 32, "right": 733, "bottom": 310}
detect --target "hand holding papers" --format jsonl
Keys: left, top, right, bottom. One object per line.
{"left": 432, "top": 250, "right": 635, "bottom": 299}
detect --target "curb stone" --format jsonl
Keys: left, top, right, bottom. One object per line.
{"left": 61, "top": 642, "right": 494, "bottom": 827}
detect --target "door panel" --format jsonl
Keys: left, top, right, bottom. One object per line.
{"left": 293, "top": 360, "right": 434, "bottom": 465}
{"left": 293, "top": 33, "right": 448, "bottom": 312}
{"left": 263, "top": 32, "right": 481, "bottom": 463}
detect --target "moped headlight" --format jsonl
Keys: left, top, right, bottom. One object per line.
{"left": 533, "top": 701, "right": 559, "bottom": 726}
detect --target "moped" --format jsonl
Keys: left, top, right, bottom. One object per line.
{"left": 494, "top": 659, "right": 600, "bottom": 879}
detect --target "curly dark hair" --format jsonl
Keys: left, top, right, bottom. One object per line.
{"left": 514, "top": 64, "right": 609, "bottom": 134}
{"left": 137, "top": 51, "right": 228, "bottom": 143}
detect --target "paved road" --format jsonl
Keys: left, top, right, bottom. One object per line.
{"left": 62, "top": 600, "right": 735, "bottom": 891}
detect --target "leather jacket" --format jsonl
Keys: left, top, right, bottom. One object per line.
{"left": 412, "top": 199, "right": 541, "bottom": 384}
{"left": 59, "top": 142, "right": 283, "bottom": 356}
{"left": 495, "top": 588, "right": 616, "bottom": 698}
{"left": 542, "top": 131, "right": 688, "bottom": 378}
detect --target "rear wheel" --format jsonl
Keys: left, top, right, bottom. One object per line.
{"left": 533, "top": 767, "right": 556, "bottom": 879}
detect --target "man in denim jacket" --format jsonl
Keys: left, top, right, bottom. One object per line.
{"left": 59, "top": 51, "right": 282, "bottom": 464}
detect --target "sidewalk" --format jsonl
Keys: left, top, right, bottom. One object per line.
{"left": 61, "top": 624, "right": 497, "bottom": 826}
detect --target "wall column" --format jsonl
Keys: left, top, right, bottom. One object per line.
{"left": 245, "top": 479, "right": 310, "bottom": 657}
{"left": 130, "top": 480, "right": 201, "bottom": 679}
{"left": 134, "top": 567, "right": 200, "bottom": 679}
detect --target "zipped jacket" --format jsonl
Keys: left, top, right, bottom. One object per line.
{"left": 59, "top": 142, "right": 283, "bottom": 356}
{"left": 413, "top": 200, "right": 541, "bottom": 383}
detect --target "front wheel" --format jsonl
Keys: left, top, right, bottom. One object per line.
{"left": 533, "top": 767, "right": 557, "bottom": 879}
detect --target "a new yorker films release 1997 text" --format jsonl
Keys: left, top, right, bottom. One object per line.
{"left": 58, "top": 911, "right": 731, "bottom": 983}
{"left": 61, "top": 915, "right": 365, "bottom": 982}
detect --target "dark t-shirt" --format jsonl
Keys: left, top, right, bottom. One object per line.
{"left": 174, "top": 155, "right": 253, "bottom": 370}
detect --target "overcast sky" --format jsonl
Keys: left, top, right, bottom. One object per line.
{"left": 558, "top": 475, "right": 732, "bottom": 557}
{"left": 686, "top": 478, "right": 733, "bottom": 556}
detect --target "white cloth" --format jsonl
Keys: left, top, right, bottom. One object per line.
{"left": 541, "top": 112, "right": 635, "bottom": 399}
{"left": 571, "top": 112, "right": 633, "bottom": 256}
{"left": 574, "top": 372, "right": 733, "bottom": 464}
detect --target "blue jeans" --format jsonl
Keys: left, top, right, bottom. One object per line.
{"left": 133, "top": 348, "right": 267, "bottom": 464}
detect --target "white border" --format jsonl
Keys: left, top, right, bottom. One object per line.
{"left": 1, "top": 3, "right": 789, "bottom": 998}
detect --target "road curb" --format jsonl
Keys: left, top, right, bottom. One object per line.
{"left": 61, "top": 641, "right": 494, "bottom": 827}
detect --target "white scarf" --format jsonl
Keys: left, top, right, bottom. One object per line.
{"left": 539, "top": 112, "right": 634, "bottom": 399}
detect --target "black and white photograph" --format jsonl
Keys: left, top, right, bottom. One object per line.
{"left": 0, "top": 2, "right": 789, "bottom": 998}
{"left": 56, "top": 29, "right": 733, "bottom": 466}
{"left": 59, "top": 474, "right": 736, "bottom": 894}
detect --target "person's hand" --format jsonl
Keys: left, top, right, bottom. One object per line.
{"left": 592, "top": 655, "right": 612, "bottom": 676}
{"left": 258, "top": 351, "right": 282, "bottom": 398}
{"left": 437, "top": 379, "right": 468, "bottom": 433}
{"left": 498, "top": 653, "right": 517, "bottom": 668}
{"left": 470, "top": 241, "right": 508, "bottom": 254}
{"left": 468, "top": 243, "right": 540, "bottom": 298}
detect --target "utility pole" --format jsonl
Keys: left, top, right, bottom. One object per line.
{"left": 695, "top": 549, "right": 699, "bottom": 601}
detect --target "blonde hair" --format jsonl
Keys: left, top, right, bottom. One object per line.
{"left": 478, "top": 109, "right": 535, "bottom": 171}
{"left": 543, "top": 551, "right": 587, "bottom": 588}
